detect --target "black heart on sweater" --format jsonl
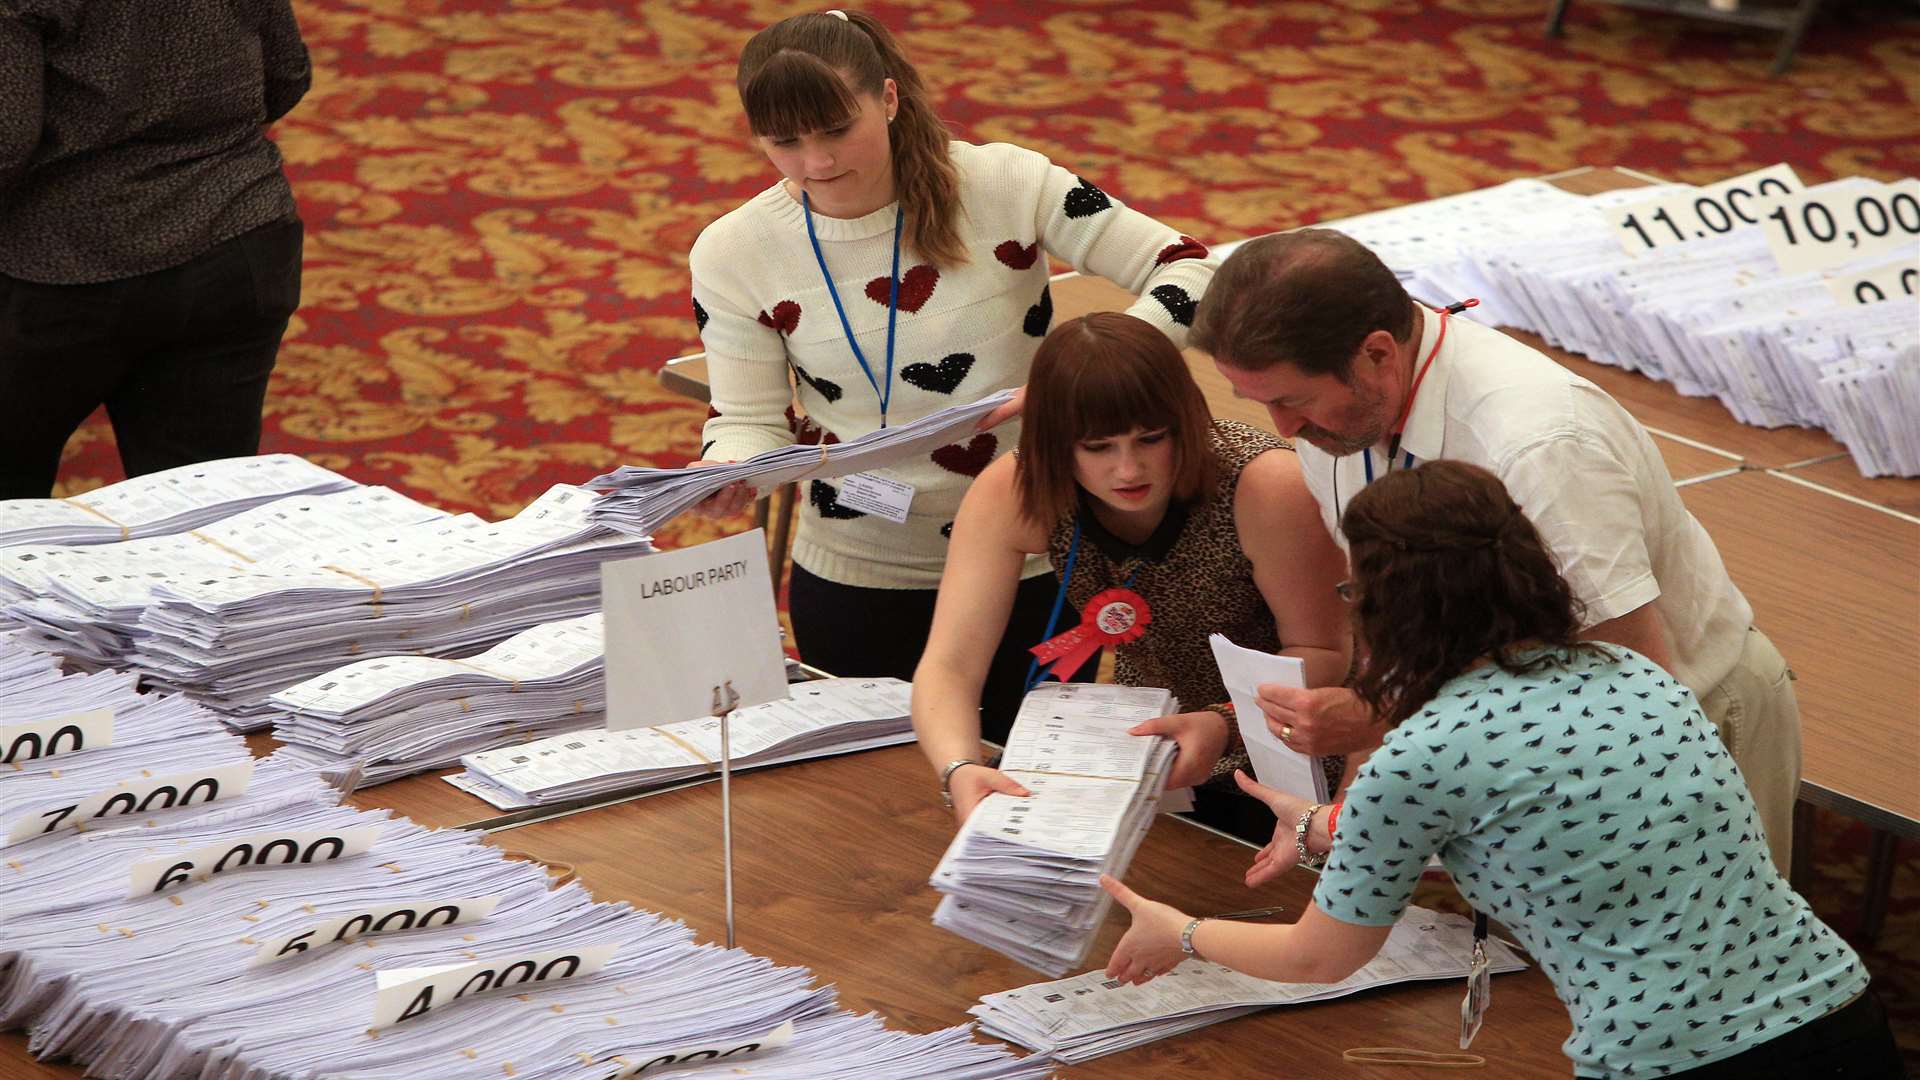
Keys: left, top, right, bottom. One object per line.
{"left": 792, "top": 363, "right": 843, "bottom": 403}
{"left": 940, "top": 521, "right": 954, "bottom": 539}
{"left": 1063, "top": 177, "right": 1113, "bottom": 219}
{"left": 1023, "top": 284, "right": 1053, "bottom": 338}
{"left": 900, "top": 353, "right": 975, "bottom": 395}
{"left": 692, "top": 296, "right": 709, "bottom": 333}
{"left": 1152, "top": 283, "right": 1196, "bottom": 327}
{"left": 809, "top": 480, "right": 867, "bottom": 520}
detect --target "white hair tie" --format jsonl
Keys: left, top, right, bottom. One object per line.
{"left": 825, "top": 8, "right": 848, "bottom": 18}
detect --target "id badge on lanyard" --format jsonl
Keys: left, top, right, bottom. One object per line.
{"left": 1459, "top": 910, "right": 1491, "bottom": 1049}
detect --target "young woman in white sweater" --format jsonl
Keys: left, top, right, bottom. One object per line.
{"left": 689, "top": 9, "right": 1215, "bottom": 732}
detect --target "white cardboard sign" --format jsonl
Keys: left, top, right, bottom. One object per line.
{"left": 2, "top": 708, "right": 113, "bottom": 764}
{"left": 601, "top": 529, "right": 788, "bottom": 732}
{"left": 369, "top": 942, "right": 617, "bottom": 1028}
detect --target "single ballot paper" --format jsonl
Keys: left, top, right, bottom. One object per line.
{"left": 1209, "top": 633, "right": 1330, "bottom": 803}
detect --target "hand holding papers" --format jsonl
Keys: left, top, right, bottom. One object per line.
{"left": 587, "top": 390, "right": 1015, "bottom": 537}
{"left": 931, "top": 683, "right": 1179, "bottom": 977}
{"left": 1209, "top": 634, "right": 1331, "bottom": 803}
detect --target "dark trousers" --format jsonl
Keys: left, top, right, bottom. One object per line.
{"left": 788, "top": 565, "right": 1094, "bottom": 745}
{"left": 1657, "top": 990, "right": 1905, "bottom": 1079}
{"left": 0, "top": 215, "right": 304, "bottom": 498}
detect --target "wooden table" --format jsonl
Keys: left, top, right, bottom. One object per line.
{"left": 480, "top": 744, "right": 1577, "bottom": 1078}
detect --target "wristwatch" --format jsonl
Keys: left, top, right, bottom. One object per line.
{"left": 939, "top": 759, "right": 981, "bottom": 808}
{"left": 1294, "top": 802, "right": 1328, "bottom": 870}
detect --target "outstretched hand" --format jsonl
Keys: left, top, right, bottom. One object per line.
{"left": 1233, "top": 770, "right": 1311, "bottom": 889}
{"left": 1099, "top": 874, "right": 1191, "bottom": 986}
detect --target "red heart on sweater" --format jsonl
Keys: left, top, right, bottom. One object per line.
{"left": 931, "top": 433, "right": 998, "bottom": 477}
{"left": 1156, "top": 236, "right": 1209, "bottom": 265}
{"left": 994, "top": 240, "right": 1039, "bottom": 270}
{"left": 757, "top": 300, "right": 801, "bottom": 336}
{"left": 866, "top": 265, "right": 939, "bottom": 313}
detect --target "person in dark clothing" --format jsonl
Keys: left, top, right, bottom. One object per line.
{"left": 0, "top": 0, "right": 310, "bottom": 497}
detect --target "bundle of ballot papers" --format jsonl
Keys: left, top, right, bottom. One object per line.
{"left": 0, "top": 453, "right": 354, "bottom": 548}
{"left": 0, "top": 486, "right": 454, "bottom": 666}
{"left": 971, "top": 908, "right": 1527, "bottom": 1064}
{"left": 1, "top": 680, "right": 1051, "bottom": 1080}
{"left": 1248, "top": 168, "right": 1920, "bottom": 478}
{"left": 119, "top": 485, "right": 651, "bottom": 723}
{"left": 930, "top": 683, "right": 1179, "bottom": 978}
{"left": 587, "top": 390, "right": 1014, "bottom": 536}
{"left": 448, "top": 677, "right": 916, "bottom": 809}
{"left": 266, "top": 613, "right": 607, "bottom": 788}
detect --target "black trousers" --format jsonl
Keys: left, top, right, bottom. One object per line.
{"left": 1640, "top": 989, "right": 1906, "bottom": 1080}
{"left": 787, "top": 564, "right": 1093, "bottom": 745}
{"left": 0, "top": 215, "right": 304, "bottom": 498}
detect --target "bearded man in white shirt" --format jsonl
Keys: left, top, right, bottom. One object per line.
{"left": 1190, "top": 227, "right": 1802, "bottom": 871}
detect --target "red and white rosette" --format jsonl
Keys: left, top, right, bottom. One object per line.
{"left": 1028, "top": 587, "right": 1152, "bottom": 682}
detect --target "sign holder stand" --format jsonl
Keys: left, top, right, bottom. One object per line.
{"left": 711, "top": 679, "right": 742, "bottom": 949}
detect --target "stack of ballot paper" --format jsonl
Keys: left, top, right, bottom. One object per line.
{"left": 0, "top": 486, "right": 454, "bottom": 665}
{"left": 930, "top": 683, "right": 1179, "bottom": 978}
{"left": 1, "top": 666, "right": 1049, "bottom": 1080}
{"left": 448, "top": 677, "right": 916, "bottom": 809}
{"left": 588, "top": 389, "right": 1014, "bottom": 536}
{"left": 0, "top": 453, "right": 353, "bottom": 548}
{"left": 121, "top": 485, "right": 652, "bottom": 723}
{"left": 267, "top": 613, "right": 607, "bottom": 788}
{"left": 1262, "top": 168, "right": 1920, "bottom": 477}
{"left": 971, "top": 907, "right": 1526, "bottom": 1063}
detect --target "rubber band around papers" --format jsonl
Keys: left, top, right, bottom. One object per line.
{"left": 322, "top": 564, "right": 384, "bottom": 613}
{"left": 62, "top": 498, "right": 130, "bottom": 539}
{"left": 1002, "top": 767, "right": 1141, "bottom": 783}
{"left": 440, "top": 657, "right": 521, "bottom": 690}
{"left": 498, "top": 850, "right": 577, "bottom": 889}
{"left": 187, "top": 530, "right": 256, "bottom": 564}
{"left": 793, "top": 441, "right": 834, "bottom": 483}
{"left": 650, "top": 725, "right": 714, "bottom": 766}
{"left": 1342, "top": 1048, "right": 1486, "bottom": 1069}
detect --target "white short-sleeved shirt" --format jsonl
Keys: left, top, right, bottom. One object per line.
{"left": 1295, "top": 307, "right": 1753, "bottom": 697}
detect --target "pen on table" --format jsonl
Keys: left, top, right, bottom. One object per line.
{"left": 1204, "top": 905, "right": 1285, "bottom": 921}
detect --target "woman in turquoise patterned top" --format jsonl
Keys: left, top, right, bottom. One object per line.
{"left": 1098, "top": 461, "right": 1900, "bottom": 1079}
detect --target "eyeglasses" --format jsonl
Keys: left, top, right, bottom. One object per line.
{"left": 1334, "top": 580, "right": 1355, "bottom": 602}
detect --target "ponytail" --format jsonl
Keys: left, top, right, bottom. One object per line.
{"left": 738, "top": 10, "right": 967, "bottom": 267}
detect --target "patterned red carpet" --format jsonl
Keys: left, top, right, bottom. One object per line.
{"left": 48, "top": 0, "right": 1917, "bottom": 1065}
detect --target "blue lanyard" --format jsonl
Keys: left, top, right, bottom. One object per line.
{"left": 1024, "top": 519, "right": 1141, "bottom": 691}
{"left": 803, "top": 193, "right": 902, "bottom": 427}
{"left": 1360, "top": 441, "right": 1418, "bottom": 484}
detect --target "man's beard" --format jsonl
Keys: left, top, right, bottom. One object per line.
{"left": 1296, "top": 424, "right": 1381, "bottom": 456}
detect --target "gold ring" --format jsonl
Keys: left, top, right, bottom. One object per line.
{"left": 1280, "top": 724, "right": 1294, "bottom": 742}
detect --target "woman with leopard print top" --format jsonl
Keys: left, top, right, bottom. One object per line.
{"left": 913, "top": 312, "right": 1350, "bottom": 837}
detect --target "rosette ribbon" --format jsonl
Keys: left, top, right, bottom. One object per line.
{"left": 1027, "top": 587, "right": 1152, "bottom": 683}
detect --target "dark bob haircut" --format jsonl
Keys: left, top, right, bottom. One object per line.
{"left": 1015, "top": 312, "right": 1216, "bottom": 524}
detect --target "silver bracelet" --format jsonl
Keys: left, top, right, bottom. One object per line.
{"left": 939, "top": 759, "right": 981, "bottom": 809}
{"left": 1179, "top": 917, "right": 1207, "bottom": 957}
{"left": 1294, "top": 802, "right": 1327, "bottom": 870}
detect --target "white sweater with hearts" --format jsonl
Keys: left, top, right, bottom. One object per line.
{"left": 689, "top": 140, "right": 1214, "bottom": 590}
